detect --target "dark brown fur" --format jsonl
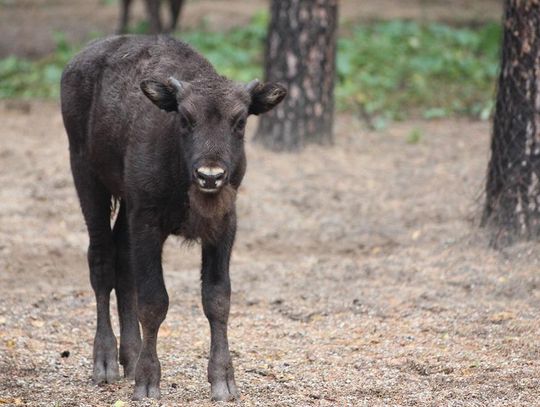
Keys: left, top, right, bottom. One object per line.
{"left": 183, "top": 186, "right": 237, "bottom": 242}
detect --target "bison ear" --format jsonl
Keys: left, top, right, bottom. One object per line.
{"left": 140, "top": 77, "right": 191, "bottom": 112}
{"left": 246, "top": 79, "right": 287, "bottom": 115}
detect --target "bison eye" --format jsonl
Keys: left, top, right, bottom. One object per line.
{"left": 234, "top": 118, "right": 246, "bottom": 133}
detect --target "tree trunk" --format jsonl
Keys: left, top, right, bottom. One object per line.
{"left": 254, "top": 0, "right": 338, "bottom": 151}
{"left": 483, "top": 0, "right": 540, "bottom": 246}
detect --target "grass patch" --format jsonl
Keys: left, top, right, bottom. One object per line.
{"left": 0, "top": 15, "right": 501, "bottom": 122}
{"left": 0, "top": 33, "right": 75, "bottom": 99}
{"left": 407, "top": 128, "right": 423, "bottom": 144}
{"left": 337, "top": 20, "right": 501, "bottom": 122}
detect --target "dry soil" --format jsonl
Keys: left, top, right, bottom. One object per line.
{"left": 1, "top": 101, "right": 540, "bottom": 406}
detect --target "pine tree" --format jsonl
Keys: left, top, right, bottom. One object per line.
{"left": 255, "top": 0, "right": 338, "bottom": 151}
{"left": 483, "top": 1, "right": 540, "bottom": 246}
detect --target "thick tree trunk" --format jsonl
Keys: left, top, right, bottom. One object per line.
{"left": 254, "top": 0, "right": 338, "bottom": 151}
{"left": 483, "top": 1, "right": 540, "bottom": 246}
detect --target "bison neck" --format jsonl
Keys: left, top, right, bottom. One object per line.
{"left": 174, "top": 185, "right": 237, "bottom": 243}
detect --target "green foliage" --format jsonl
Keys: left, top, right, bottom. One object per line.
{"left": 179, "top": 11, "right": 268, "bottom": 82}
{"left": 407, "top": 128, "right": 423, "bottom": 144}
{"left": 0, "top": 32, "right": 75, "bottom": 99}
{"left": 337, "top": 20, "right": 501, "bottom": 122}
{"left": 0, "top": 16, "right": 501, "bottom": 122}
{"left": 129, "top": 20, "right": 152, "bottom": 35}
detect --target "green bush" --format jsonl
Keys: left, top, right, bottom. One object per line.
{"left": 336, "top": 20, "right": 501, "bottom": 122}
{"left": 0, "top": 15, "right": 501, "bottom": 122}
{"left": 0, "top": 33, "right": 74, "bottom": 99}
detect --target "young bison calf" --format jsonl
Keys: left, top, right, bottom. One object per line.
{"left": 60, "top": 35, "right": 285, "bottom": 401}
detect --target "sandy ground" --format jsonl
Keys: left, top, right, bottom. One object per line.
{"left": 1, "top": 101, "right": 540, "bottom": 406}
{"left": 0, "top": 0, "right": 503, "bottom": 58}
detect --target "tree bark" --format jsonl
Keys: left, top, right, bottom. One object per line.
{"left": 483, "top": 0, "right": 540, "bottom": 246}
{"left": 254, "top": 0, "right": 338, "bottom": 151}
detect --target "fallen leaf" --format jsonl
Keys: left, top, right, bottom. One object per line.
{"left": 371, "top": 247, "right": 381, "bottom": 255}
{"left": 159, "top": 325, "right": 172, "bottom": 338}
{"left": 0, "top": 399, "right": 23, "bottom": 406}
{"left": 489, "top": 311, "right": 514, "bottom": 323}
{"left": 31, "top": 320, "right": 45, "bottom": 328}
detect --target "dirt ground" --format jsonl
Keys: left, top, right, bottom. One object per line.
{"left": 1, "top": 100, "right": 540, "bottom": 406}
{"left": 0, "top": 0, "right": 503, "bottom": 58}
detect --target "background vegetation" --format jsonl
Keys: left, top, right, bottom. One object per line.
{"left": 0, "top": 13, "right": 501, "bottom": 125}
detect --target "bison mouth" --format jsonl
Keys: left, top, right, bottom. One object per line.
{"left": 188, "top": 184, "right": 237, "bottom": 219}
{"left": 197, "top": 185, "right": 221, "bottom": 194}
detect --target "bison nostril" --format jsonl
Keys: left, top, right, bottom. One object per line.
{"left": 194, "top": 166, "right": 227, "bottom": 190}
{"left": 214, "top": 171, "right": 225, "bottom": 180}
{"left": 196, "top": 167, "right": 225, "bottom": 178}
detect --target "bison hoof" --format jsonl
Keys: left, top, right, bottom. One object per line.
{"left": 132, "top": 349, "right": 161, "bottom": 399}
{"left": 93, "top": 332, "right": 120, "bottom": 384}
{"left": 211, "top": 380, "right": 240, "bottom": 402}
{"left": 132, "top": 383, "right": 161, "bottom": 400}
{"left": 122, "top": 362, "right": 137, "bottom": 381}
{"left": 92, "top": 358, "right": 120, "bottom": 384}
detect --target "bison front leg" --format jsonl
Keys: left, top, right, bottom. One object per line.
{"left": 129, "top": 210, "right": 168, "bottom": 400}
{"left": 201, "top": 215, "right": 239, "bottom": 401}
{"left": 117, "top": 0, "right": 132, "bottom": 34}
{"left": 113, "top": 202, "right": 141, "bottom": 379}
{"left": 144, "top": 0, "right": 163, "bottom": 34}
{"left": 168, "top": 0, "right": 184, "bottom": 32}
{"left": 88, "top": 239, "right": 120, "bottom": 384}
{"left": 69, "top": 158, "right": 120, "bottom": 385}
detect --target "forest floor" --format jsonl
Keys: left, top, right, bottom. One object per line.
{"left": 1, "top": 102, "right": 540, "bottom": 406}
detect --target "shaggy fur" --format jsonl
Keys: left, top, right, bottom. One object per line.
{"left": 183, "top": 185, "right": 237, "bottom": 243}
